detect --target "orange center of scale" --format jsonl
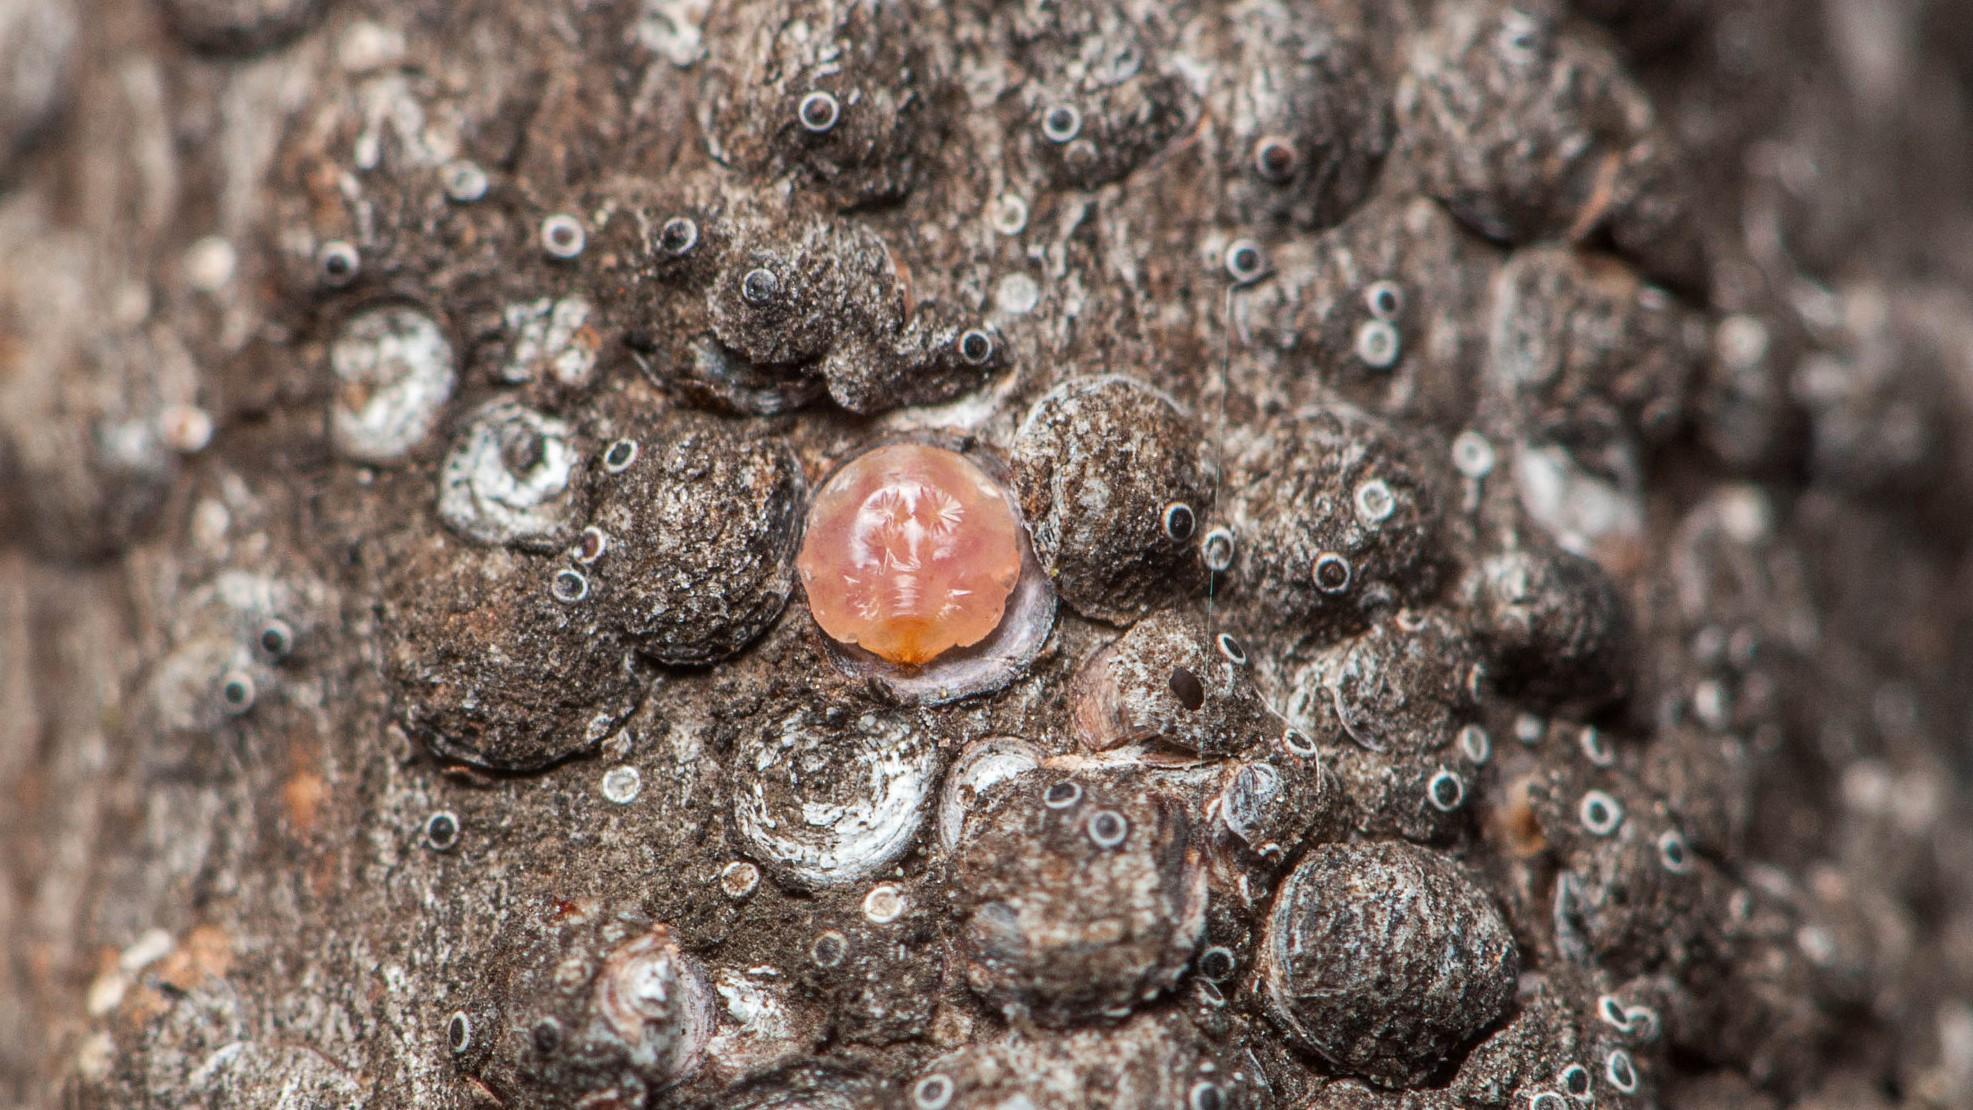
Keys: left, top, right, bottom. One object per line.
{"left": 797, "top": 444, "right": 1023, "bottom": 666}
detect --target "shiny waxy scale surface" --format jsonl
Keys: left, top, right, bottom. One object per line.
{"left": 797, "top": 444, "right": 1025, "bottom": 667}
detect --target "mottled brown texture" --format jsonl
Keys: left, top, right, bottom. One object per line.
{"left": 1223, "top": 404, "right": 1448, "bottom": 643}
{"left": 1012, "top": 375, "right": 1218, "bottom": 624}
{"left": 381, "top": 529, "right": 646, "bottom": 770}
{"left": 587, "top": 405, "right": 805, "bottom": 666}
{"left": 6, "top": 0, "right": 1973, "bottom": 1107}
{"left": 1259, "top": 841, "right": 1520, "bottom": 1087}
{"left": 950, "top": 774, "right": 1208, "bottom": 1028}
{"left": 1070, "top": 607, "right": 1272, "bottom": 759}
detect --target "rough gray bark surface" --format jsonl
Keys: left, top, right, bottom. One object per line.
{"left": 5, "top": 0, "right": 1973, "bottom": 1107}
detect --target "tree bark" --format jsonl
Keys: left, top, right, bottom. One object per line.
{"left": 6, "top": 0, "right": 1973, "bottom": 1107}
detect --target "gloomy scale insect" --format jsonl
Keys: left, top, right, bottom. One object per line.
{"left": 41, "top": 0, "right": 1973, "bottom": 1107}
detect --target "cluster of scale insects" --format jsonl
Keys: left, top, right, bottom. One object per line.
{"left": 22, "top": 0, "right": 1965, "bottom": 1107}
